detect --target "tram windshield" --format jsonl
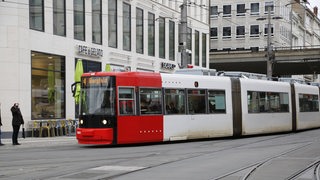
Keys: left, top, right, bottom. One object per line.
{"left": 80, "top": 76, "right": 116, "bottom": 116}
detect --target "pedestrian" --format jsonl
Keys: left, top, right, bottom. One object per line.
{"left": 0, "top": 103, "right": 4, "bottom": 146}
{"left": 11, "top": 103, "right": 24, "bottom": 145}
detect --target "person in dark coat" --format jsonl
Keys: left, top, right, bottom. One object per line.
{"left": 0, "top": 103, "right": 3, "bottom": 146}
{"left": 11, "top": 103, "right": 24, "bottom": 145}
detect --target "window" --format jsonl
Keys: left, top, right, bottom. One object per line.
{"left": 250, "top": 25, "right": 259, "bottom": 37}
{"left": 223, "top": 27, "right": 231, "bottom": 39}
{"left": 108, "top": 0, "right": 117, "bottom": 48}
{"left": 29, "top": 0, "right": 44, "bottom": 31}
{"left": 223, "top": 5, "right": 231, "bottom": 17}
{"left": 264, "top": 1, "right": 274, "bottom": 14}
{"left": 195, "top": 30, "right": 200, "bottom": 66}
{"left": 74, "top": 59, "right": 101, "bottom": 118}
{"left": 210, "top": 27, "right": 218, "bottom": 39}
{"left": 53, "top": 0, "right": 66, "bottom": 36}
{"left": 164, "top": 89, "right": 185, "bottom": 114}
{"left": 169, "top": 20, "right": 175, "bottom": 61}
{"left": 74, "top": 0, "right": 85, "bottom": 41}
{"left": 140, "top": 88, "right": 162, "bottom": 115}
{"left": 236, "top": 26, "right": 245, "bottom": 38}
{"left": 136, "top": 8, "right": 144, "bottom": 54}
{"left": 159, "top": 17, "right": 165, "bottom": 59}
{"left": 251, "top": 3, "right": 259, "bottom": 15}
{"left": 247, "top": 91, "right": 289, "bottom": 113}
{"left": 188, "top": 89, "right": 206, "bottom": 114}
{"left": 202, "top": 33, "right": 207, "bottom": 68}
{"left": 264, "top": 24, "right": 274, "bottom": 36}
{"left": 31, "top": 51, "right": 65, "bottom": 119}
{"left": 92, "top": 0, "right": 102, "bottom": 44}
{"left": 299, "top": 94, "right": 319, "bottom": 112}
{"left": 148, "top": 13, "right": 155, "bottom": 56}
{"left": 237, "top": 4, "right": 246, "bottom": 16}
{"left": 119, "top": 88, "right": 135, "bottom": 115}
{"left": 210, "top": 6, "right": 218, "bottom": 17}
{"left": 123, "top": 3, "right": 131, "bottom": 51}
{"left": 208, "top": 90, "right": 226, "bottom": 113}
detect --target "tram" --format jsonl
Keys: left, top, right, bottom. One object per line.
{"left": 74, "top": 71, "right": 320, "bottom": 145}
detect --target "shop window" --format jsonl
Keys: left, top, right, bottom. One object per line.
{"left": 31, "top": 51, "right": 65, "bottom": 119}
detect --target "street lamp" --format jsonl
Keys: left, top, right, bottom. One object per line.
{"left": 256, "top": 2, "right": 282, "bottom": 80}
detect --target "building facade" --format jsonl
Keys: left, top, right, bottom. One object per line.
{"left": 209, "top": 0, "right": 320, "bottom": 50}
{"left": 0, "top": 0, "right": 209, "bottom": 133}
{"left": 209, "top": 0, "right": 320, "bottom": 81}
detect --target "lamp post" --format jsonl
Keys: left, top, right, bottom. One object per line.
{"left": 179, "top": 0, "right": 188, "bottom": 69}
{"left": 256, "top": 3, "right": 273, "bottom": 79}
{"left": 256, "top": 2, "right": 282, "bottom": 80}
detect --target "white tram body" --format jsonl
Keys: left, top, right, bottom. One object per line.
{"left": 294, "top": 83, "right": 320, "bottom": 130}
{"left": 240, "top": 79, "right": 292, "bottom": 135}
{"left": 161, "top": 74, "right": 233, "bottom": 141}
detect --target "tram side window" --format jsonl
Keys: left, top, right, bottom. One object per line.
{"left": 164, "top": 89, "right": 186, "bottom": 114}
{"left": 188, "top": 89, "right": 206, "bottom": 114}
{"left": 140, "top": 88, "right": 162, "bottom": 115}
{"left": 118, "top": 88, "right": 135, "bottom": 115}
{"left": 208, "top": 90, "right": 226, "bottom": 113}
{"left": 247, "top": 91, "right": 289, "bottom": 113}
{"left": 299, "top": 94, "right": 319, "bottom": 112}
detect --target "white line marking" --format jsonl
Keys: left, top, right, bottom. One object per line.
{"left": 90, "top": 166, "right": 145, "bottom": 171}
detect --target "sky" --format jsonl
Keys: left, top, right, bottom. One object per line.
{"left": 308, "top": 0, "right": 320, "bottom": 18}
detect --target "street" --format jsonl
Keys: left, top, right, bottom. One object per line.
{"left": 1, "top": 129, "right": 320, "bottom": 180}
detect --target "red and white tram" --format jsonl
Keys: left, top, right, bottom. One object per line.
{"left": 75, "top": 71, "right": 320, "bottom": 145}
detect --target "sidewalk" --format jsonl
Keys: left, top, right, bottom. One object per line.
{"left": 0, "top": 136, "right": 77, "bottom": 148}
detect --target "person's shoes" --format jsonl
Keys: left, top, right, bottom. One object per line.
{"left": 0, "top": 143, "right": 4, "bottom": 146}
{"left": 13, "top": 143, "right": 21, "bottom": 145}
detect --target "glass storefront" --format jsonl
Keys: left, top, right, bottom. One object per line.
{"left": 31, "top": 51, "right": 65, "bottom": 119}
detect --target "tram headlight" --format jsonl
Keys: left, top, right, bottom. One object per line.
{"left": 102, "top": 119, "right": 107, "bottom": 125}
{"left": 80, "top": 119, "right": 84, "bottom": 125}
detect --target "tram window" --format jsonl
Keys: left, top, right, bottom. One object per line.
{"left": 188, "top": 89, "right": 206, "bottom": 114}
{"left": 139, "top": 88, "right": 162, "bottom": 115}
{"left": 208, "top": 90, "right": 226, "bottom": 113}
{"left": 299, "top": 94, "right": 319, "bottom": 112}
{"left": 164, "top": 89, "right": 185, "bottom": 114}
{"left": 118, "top": 88, "right": 135, "bottom": 115}
{"left": 247, "top": 91, "right": 289, "bottom": 113}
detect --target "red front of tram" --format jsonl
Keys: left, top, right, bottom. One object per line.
{"left": 76, "top": 72, "right": 163, "bottom": 145}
